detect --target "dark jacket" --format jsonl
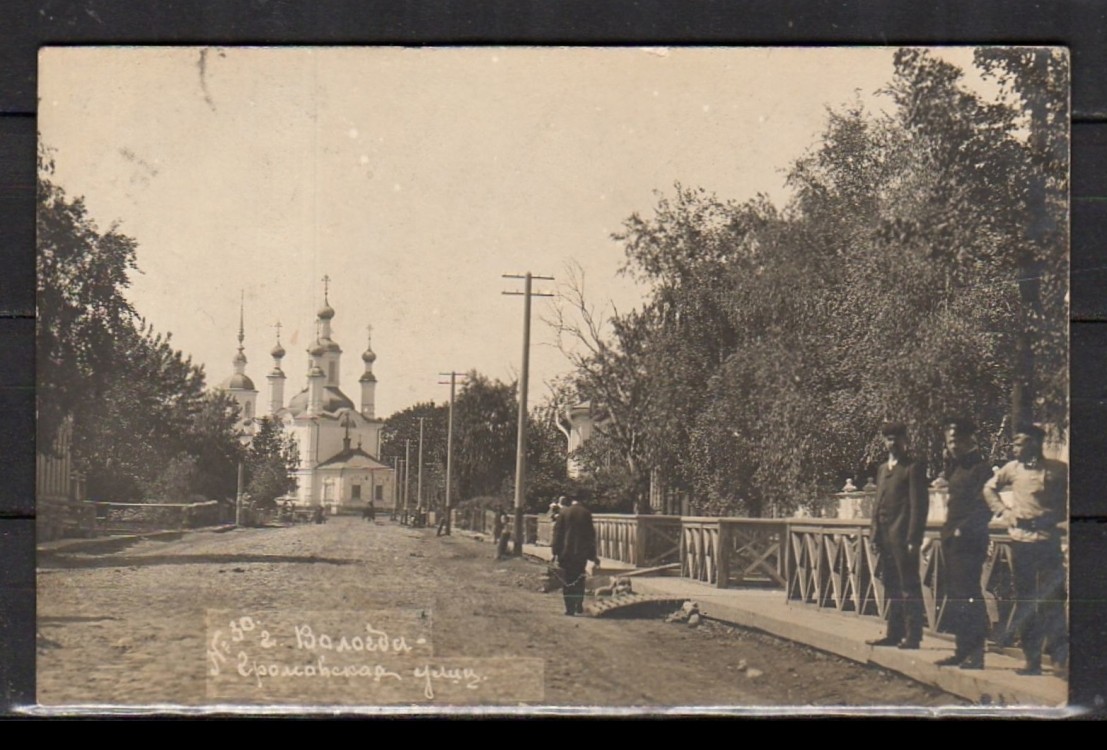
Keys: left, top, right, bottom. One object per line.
{"left": 871, "top": 457, "right": 929, "bottom": 549}
{"left": 551, "top": 502, "right": 597, "bottom": 563}
{"left": 943, "top": 451, "right": 994, "bottom": 541}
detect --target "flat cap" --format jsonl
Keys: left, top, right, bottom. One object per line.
{"left": 1014, "top": 422, "right": 1046, "bottom": 441}
{"left": 943, "top": 416, "right": 976, "bottom": 435}
{"left": 880, "top": 421, "right": 907, "bottom": 437}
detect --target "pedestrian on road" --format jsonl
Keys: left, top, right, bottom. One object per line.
{"left": 867, "top": 422, "right": 929, "bottom": 650}
{"left": 551, "top": 497, "right": 600, "bottom": 616}
{"left": 983, "top": 423, "right": 1068, "bottom": 676}
{"left": 935, "top": 417, "right": 994, "bottom": 670}
{"left": 436, "top": 504, "right": 450, "bottom": 536}
{"left": 493, "top": 510, "right": 511, "bottom": 560}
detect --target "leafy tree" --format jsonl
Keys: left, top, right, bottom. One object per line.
{"left": 557, "top": 48, "right": 1067, "bottom": 516}
{"left": 38, "top": 146, "right": 246, "bottom": 504}
{"left": 452, "top": 372, "right": 518, "bottom": 501}
{"left": 37, "top": 144, "right": 137, "bottom": 451}
{"left": 380, "top": 400, "right": 449, "bottom": 508}
{"left": 245, "top": 416, "right": 299, "bottom": 508}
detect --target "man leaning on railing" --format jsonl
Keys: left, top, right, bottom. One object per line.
{"left": 983, "top": 423, "right": 1069, "bottom": 677}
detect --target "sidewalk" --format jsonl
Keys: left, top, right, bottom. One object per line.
{"left": 523, "top": 542, "right": 1067, "bottom": 709}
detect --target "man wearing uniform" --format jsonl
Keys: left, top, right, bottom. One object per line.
{"left": 983, "top": 423, "right": 1068, "bottom": 676}
{"left": 935, "top": 417, "right": 994, "bottom": 670}
{"left": 866, "top": 422, "right": 929, "bottom": 650}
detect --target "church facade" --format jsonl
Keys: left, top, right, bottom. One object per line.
{"left": 219, "top": 290, "right": 395, "bottom": 513}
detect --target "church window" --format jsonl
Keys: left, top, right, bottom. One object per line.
{"left": 375, "top": 484, "right": 384, "bottom": 501}
{"left": 351, "top": 484, "right": 361, "bottom": 500}
{"left": 329, "top": 361, "right": 337, "bottom": 382}
{"left": 244, "top": 401, "right": 253, "bottom": 419}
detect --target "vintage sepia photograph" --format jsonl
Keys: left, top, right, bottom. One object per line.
{"left": 34, "top": 46, "right": 1069, "bottom": 713}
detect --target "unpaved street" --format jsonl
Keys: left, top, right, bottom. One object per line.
{"left": 37, "top": 517, "right": 962, "bottom": 710}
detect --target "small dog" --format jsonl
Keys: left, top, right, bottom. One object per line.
{"left": 595, "top": 577, "right": 633, "bottom": 597}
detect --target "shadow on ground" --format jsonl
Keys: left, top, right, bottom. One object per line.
{"left": 38, "top": 553, "right": 360, "bottom": 570}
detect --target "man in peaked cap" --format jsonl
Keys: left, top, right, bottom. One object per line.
{"left": 935, "top": 416, "right": 994, "bottom": 670}
{"left": 867, "top": 422, "right": 929, "bottom": 650}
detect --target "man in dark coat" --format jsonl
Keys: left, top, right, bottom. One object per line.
{"left": 551, "top": 498, "right": 600, "bottom": 616}
{"left": 935, "top": 417, "right": 995, "bottom": 670}
{"left": 867, "top": 422, "right": 929, "bottom": 649}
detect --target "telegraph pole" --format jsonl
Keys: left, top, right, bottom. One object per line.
{"left": 438, "top": 371, "right": 468, "bottom": 536}
{"left": 394, "top": 453, "right": 402, "bottom": 522}
{"left": 417, "top": 417, "right": 426, "bottom": 524}
{"left": 502, "top": 272, "right": 554, "bottom": 555}
{"left": 404, "top": 439, "right": 412, "bottom": 524}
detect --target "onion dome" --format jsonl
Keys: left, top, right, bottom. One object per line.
{"left": 361, "top": 347, "right": 376, "bottom": 364}
{"left": 309, "top": 341, "right": 326, "bottom": 357}
{"left": 220, "top": 373, "right": 256, "bottom": 390}
{"left": 271, "top": 341, "right": 286, "bottom": 359}
{"left": 287, "top": 385, "right": 356, "bottom": 415}
{"left": 317, "top": 302, "right": 335, "bottom": 321}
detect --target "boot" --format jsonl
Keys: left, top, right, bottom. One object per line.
{"left": 958, "top": 649, "right": 984, "bottom": 670}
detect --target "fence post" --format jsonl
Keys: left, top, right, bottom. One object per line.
{"left": 715, "top": 520, "right": 731, "bottom": 589}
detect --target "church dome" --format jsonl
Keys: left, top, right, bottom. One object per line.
{"left": 287, "top": 386, "right": 356, "bottom": 416}
{"left": 309, "top": 341, "right": 326, "bottom": 357}
{"left": 361, "top": 347, "right": 376, "bottom": 363}
{"left": 320, "top": 336, "right": 342, "bottom": 353}
{"left": 317, "top": 302, "right": 335, "bottom": 320}
{"left": 271, "top": 342, "right": 286, "bottom": 358}
{"left": 220, "top": 373, "right": 256, "bottom": 391}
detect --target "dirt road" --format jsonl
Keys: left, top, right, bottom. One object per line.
{"left": 37, "top": 516, "right": 963, "bottom": 711}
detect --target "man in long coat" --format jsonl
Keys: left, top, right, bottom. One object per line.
{"left": 868, "top": 422, "right": 929, "bottom": 649}
{"left": 551, "top": 498, "right": 600, "bottom": 616}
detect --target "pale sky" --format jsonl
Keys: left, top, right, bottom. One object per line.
{"left": 39, "top": 47, "right": 982, "bottom": 417}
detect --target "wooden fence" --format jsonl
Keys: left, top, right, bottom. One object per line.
{"left": 38, "top": 499, "right": 229, "bottom": 539}
{"left": 783, "top": 518, "right": 1066, "bottom": 643}
{"left": 681, "top": 517, "right": 788, "bottom": 588}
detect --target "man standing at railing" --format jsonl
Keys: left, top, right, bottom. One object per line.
{"left": 983, "top": 423, "right": 1068, "bottom": 677}
{"left": 935, "top": 417, "right": 994, "bottom": 670}
{"left": 867, "top": 422, "right": 929, "bottom": 650}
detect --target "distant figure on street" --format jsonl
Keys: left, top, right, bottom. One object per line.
{"left": 551, "top": 497, "right": 599, "bottom": 615}
{"left": 935, "top": 417, "right": 994, "bottom": 670}
{"left": 983, "top": 423, "right": 1068, "bottom": 676}
{"left": 313, "top": 505, "right": 328, "bottom": 525}
{"left": 867, "top": 422, "right": 929, "bottom": 650}
{"left": 362, "top": 500, "right": 376, "bottom": 522}
{"left": 494, "top": 510, "right": 511, "bottom": 560}
{"left": 436, "top": 504, "right": 450, "bottom": 536}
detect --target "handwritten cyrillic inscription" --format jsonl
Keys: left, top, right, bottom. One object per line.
{"left": 205, "top": 609, "right": 543, "bottom": 705}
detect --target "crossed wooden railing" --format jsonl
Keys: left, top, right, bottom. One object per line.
{"left": 783, "top": 519, "right": 1067, "bottom": 642}
{"left": 528, "top": 513, "right": 682, "bottom": 567}
{"left": 681, "top": 517, "right": 788, "bottom": 588}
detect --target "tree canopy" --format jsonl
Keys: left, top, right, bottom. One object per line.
{"left": 553, "top": 48, "right": 1068, "bottom": 516}
{"left": 38, "top": 145, "right": 249, "bottom": 504}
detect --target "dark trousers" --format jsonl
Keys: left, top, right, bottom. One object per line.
{"left": 942, "top": 534, "right": 989, "bottom": 658}
{"left": 878, "top": 539, "right": 924, "bottom": 643}
{"left": 559, "top": 557, "right": 588, "bottom": 614}
{"left": 1010, "top": 539, "right": 1068, "bottom": 667}
{"left": 495, "top": 531, "right": 511, "bottom": 560}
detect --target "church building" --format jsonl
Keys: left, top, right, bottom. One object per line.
{"left": 220, "top": 286, "right": 395, "bottom": 513}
